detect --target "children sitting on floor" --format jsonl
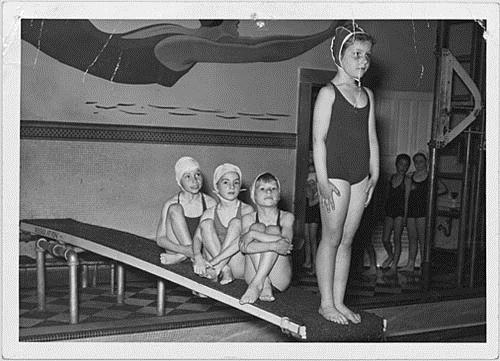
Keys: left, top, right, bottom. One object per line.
{"left": 156, "top": 156, "right": 217, "bottom": 265}
{"left": 239, "top": 172, "right": 294, "bottom": 304}
{"left": 192, "top": 163, "right": 253, "bottom": 284}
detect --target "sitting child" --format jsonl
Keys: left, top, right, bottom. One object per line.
{"left": 192, "top": 163, "right": 253, "bottom": 284}
{"left": 156, "top": 156, "right": 217, "bottom": 264}
{"left": 239, "top": 172, "right": 294, "bottom": 305}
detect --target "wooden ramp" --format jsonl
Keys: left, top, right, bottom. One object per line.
{"left": 20, "top": 218, "right": 386, "bottom": 342}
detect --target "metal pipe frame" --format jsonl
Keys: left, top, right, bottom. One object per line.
{"left": 456, "top": 131, "right": 473, "bottom": 287}
{"left": 157, "top": 279, "right": 165, "bottom": 316}
{"left": 35, "top": 238, "right": 80, "bottom": 323}
{"left": 116, "top": 263, "right": 125, "bottom": 304}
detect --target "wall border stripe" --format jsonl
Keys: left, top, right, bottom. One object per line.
{"left": 21, "top": 121, "right": 296, "bottom": 149}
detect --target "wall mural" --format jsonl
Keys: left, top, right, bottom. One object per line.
{"left": 21, "top": 19, "right": 335, "bottom": 87}
{"left": 21, "top": 19, "right": 336, "bottom": 130}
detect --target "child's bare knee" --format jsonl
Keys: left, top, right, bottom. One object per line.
{"left": 250, "top": 223, "right": 266, "bottom": 233}
{"left": 266, "top": 225, "right": 281, "bottom": 235}
{"left": 228, "top": 218, "right": 241, "bottom": 229}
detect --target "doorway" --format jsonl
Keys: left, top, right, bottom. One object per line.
{"left": 294, "top": 68, "right": 335, "bottom": 240}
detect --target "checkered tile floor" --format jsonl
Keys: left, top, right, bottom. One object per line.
{"left": 19, "top": 281, "right": 238, "bottom": 330}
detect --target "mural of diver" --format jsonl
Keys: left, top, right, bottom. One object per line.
{"left": 22, "top": 19, "right": 339, "bottom": 87}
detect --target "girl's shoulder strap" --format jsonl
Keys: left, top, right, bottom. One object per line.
{"left": 201, "top": 193, "right": 207, "bottom": 211}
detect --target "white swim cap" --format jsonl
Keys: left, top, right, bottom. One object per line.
{"left": 250, "top": 172, "right": 281, "bottom": 204}
{"left": 213, "top": 163, "right": 242, "bottom": 192}
{"left": 175, "top": 156, "right": 200, "bottom": 188}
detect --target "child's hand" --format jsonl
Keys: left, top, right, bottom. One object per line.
{"left": 273, "top": 238, "right": 293, "bottom": 255}
{"left": 193, "top": 255, "right": 207, "bottom": 276}
{"left": 318, "top": 181, "right": 340, "bottom": 213}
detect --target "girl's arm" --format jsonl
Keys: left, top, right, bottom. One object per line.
{"left": 364, "top": 88, "right": 380, "bottom": 206}
{"left": 156, "top": 199, "right": 191, "bottom": 255}
{"left": 209, "top": 219, "right": 242, "bottom": 266}
{"left": 239, "top": 213, "right": 294, "bottom": 255}
{"left": 312, "top": 85, "right": 340, "bottom": 212}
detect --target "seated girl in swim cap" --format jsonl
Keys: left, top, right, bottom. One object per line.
{"left": 192, "top": 163, "right": 253, "bottom": 284}
{"left": 156, "top": 156, "right": 217, "bottom": 264}
{"left": 239, "top": 173, "right": 294, "bottom": 304}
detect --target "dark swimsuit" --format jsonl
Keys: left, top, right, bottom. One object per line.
{"left": 385, "top": 175, "right": 406, "bottom": 218}
{"left": 213, "top": 202, "right": 242, "bottom": 241}
{"left": 407, "top": 175, "right": 428, "bottom": 218}
{"left": 255, "top": 211, "right": 282, "bottom": 232}
{"left": 177, "top": 193, "right": 207, "bottom": 238}
{"left": 326, "top": 83, "right": 370, "bottom": 185}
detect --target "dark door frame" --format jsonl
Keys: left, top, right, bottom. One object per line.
{"left": 293, "top": 68, "right": 335, "bottom": 240}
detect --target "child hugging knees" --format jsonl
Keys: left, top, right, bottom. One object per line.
{"left": 156, "top": 156, "right": 217, "bottom": 265}
{"left": 192, "top": 163, "right": 253, "bottom": 284}
{"left": 239, "top": 173, "right": 294, "bottom": 305}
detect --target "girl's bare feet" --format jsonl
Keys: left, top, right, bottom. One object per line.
{"left": 219, "top": 266, "right": 234, "bottom": 285}
{"left": 258, "top": 278, "right": 275, "bottom": 302}
{"left": 239, "top": 282, "right": 262, "bottom": 304}
{"left": 381, "top": 257, "right": 393, "bottom": 268}
{"left": 399, "top": 264, "right": 415, "bottom": 272}
{"left": 318, "top": 305, "right": 349, "bottom": 325}
{"left": 160, "top": 253, "right": 187, "bottom": 265}
{"left": 336, "top": 303, "right": 361, "bottom": 324}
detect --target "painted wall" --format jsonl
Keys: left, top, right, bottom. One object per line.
{"left": 20, "top": 20, "right": 439, "bottom": 237}
{"left": 21, "top": 140, "right": 296, "bottom": 238}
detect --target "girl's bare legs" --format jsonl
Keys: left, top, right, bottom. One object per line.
{"left": 309, "top": 222, "right": 319, "bottom": 275}
{"left": 331, "top": 178, "right": 367, "bottom": 324}
{"left": 415, "top": 217, "right": 426, "bottom": 271}
{"left": 303, "top": 224, "right": 312, "bottom": 268}
{"left": 381, "top": 217, "right": 395, "bottom": 268}
{"left": 159, "top": 204, "right": 193, "bottom": 264}
{"left": 389, "top": 216, "right": 404, "bottom": 272}
{"left": 240, "top": 224, "right": 281, "bottom": 304}
{"left": 317, "top": 178, "right": 367, "bottom": 324}
{"left": 401, "top": 217, "right": 417, "bottom": 271}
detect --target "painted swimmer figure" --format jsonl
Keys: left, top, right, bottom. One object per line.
{"left": 22, "top": 19, "right": 339, "bottom": 87}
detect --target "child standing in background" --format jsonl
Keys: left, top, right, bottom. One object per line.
{"left": 192, "top": 163, "right": 253, "bottom": 284}
{"left": 156, "top": 156, "right": 217, "bottom": 264}
{"left": 303, "top": 171, "right": 320, "bottom": 275}
{"left": 312, "top": 22, "right": 379, "bottom": 324}
{"left": 401, "top": 152, "right": 447, "bottom": 272}
{"left": 380, "top": 153, "right": 411, "bottom": 273}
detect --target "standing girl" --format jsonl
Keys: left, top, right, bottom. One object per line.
{"left": 156, "top": 156, "right": 217, "bottom": 264}
{"left": 312, "top": 22, "right": 379, "bottom": 324}
{"left": 380, "top": 153, "right": 411, "bottom": 273}
{"left": 401, "top": 152, "right": 447, "bottom": 272}
{"left": 192, "top": 163, "right": 253, "bottom": 284}
{"left": 303, "top": 171, "right": 320, "bottom": 274}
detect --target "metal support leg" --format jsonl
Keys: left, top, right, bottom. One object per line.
{"left": 66, "top": 250, "right": 79, "bottom": 324}
{"left": 91, "top": 264, "right": 98, "bottom": 287}
{"left": 157, "top": 279, "right": 165, "bottom": 316}
{"left": 81, "top": 264, "right": 88, "bottom": 288}
{"left": 110, "top": 263, "right": 115, "bottom": 295}
{"left": 35, "top": 239, "right": 47, "bottom": 312}
{"left": 116, "top": 263, "right": 125, "bottom": 304}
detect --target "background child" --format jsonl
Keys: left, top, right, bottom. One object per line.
{"left": 239, "top": 173, "right": 294, "bottom": 305}
{"left": 303, "top": 170, "right": 320, "bottom": 274}
{"left": 380, "top": 153, "right": 411, "bottom": 273}
{"left": 192, "top": 163, "right": 253, "bottom": 284}
{"left": 156, "top": 156, "right": 217, "bottom": 264}
{"left": 312, "top": 22, "right": 379, "bottom": 324}
{"left": 401, "top": 152, "right": 447, "bottom": 272}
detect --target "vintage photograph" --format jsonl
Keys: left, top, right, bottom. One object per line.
{"left": 2, "top": 1, "right": 498, "bottom": 359}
